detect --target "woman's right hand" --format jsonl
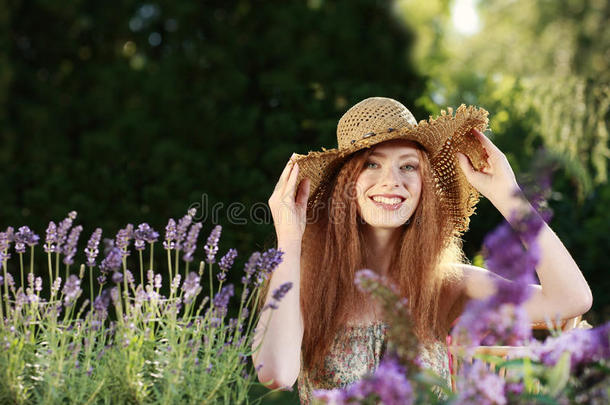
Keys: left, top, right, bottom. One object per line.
{"left": 268, "top": 154, "right": 311, "bottom": 243}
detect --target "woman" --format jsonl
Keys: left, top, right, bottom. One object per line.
{"left": 252, "top": 97, "right": 592, "bottom": 404}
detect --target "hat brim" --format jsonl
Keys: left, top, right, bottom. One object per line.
{"left": 294, "top": 104, "right": 490, "bottom": 235}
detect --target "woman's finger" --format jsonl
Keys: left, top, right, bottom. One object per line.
{"left": 471, "top": 128, "right": 501, "bottom": 155}
{"left": 273, "top": 154, "right": 297, "bottom": 192}
{"left": 295, "top": 177, "right": 310, "bottom": 209}
{"left": 283, "top": 161, "right": 300, "bottom": 199}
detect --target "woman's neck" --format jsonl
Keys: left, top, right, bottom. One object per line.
{"left": 361, "top": 225, "right": 402, "bottom": 276}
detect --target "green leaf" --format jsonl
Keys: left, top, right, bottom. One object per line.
{"left": 546, "top": 351, "right": 571, "bottom": 397}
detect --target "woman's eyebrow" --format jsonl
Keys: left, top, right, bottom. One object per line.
{"left": 370, "top": 151, "right": 419, "bottom": 159}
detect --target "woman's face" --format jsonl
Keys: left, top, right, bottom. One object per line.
{"left": 355, "top": 140, "right": 423, "bottom": 229}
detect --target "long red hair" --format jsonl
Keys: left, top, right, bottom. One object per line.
{"left": 300, "top": 142, "right": 466, "bottom": 371}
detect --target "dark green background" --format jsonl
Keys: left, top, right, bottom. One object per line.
{"left": 1, "top": 1, "right": 608, "bottom": 402}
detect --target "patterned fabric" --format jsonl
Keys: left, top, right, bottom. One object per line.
{"left": 297, "top": 321, "right": 450, "bottom": 405}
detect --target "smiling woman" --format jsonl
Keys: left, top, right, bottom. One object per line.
{"left": 250, "top": 97, "right": 592, "bottom": 405}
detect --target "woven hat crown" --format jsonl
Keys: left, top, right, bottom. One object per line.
{"left": 336, "top": 97, "right": 418, "bottom": 149}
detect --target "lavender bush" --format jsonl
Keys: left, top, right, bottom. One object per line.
{"left": 0, "top": 209, "right": 289, "bottom": 404}
{"left": 314, "top": 203, "right": 610, "bottom": 404}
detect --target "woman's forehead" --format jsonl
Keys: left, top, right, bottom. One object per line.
{"left": 370, "top": 139, "right": 421, "bottom": 156}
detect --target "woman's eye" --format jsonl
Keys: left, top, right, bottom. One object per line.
{"left": 365, "top": 162, "right": 378, "bottom": 169}
{"left": 402, "top": 164, "right": 415, "bottom": 171}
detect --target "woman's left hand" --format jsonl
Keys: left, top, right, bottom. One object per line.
{"left": 456, "top": 128, "right": 521, "bottom": 206}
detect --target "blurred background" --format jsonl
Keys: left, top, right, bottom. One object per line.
{"left": 1, "top": 0, "right": 608, "bottom": 402}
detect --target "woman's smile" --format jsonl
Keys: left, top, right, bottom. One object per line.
{"left": 369, "top": 194, "right": 406, "bottom": 211}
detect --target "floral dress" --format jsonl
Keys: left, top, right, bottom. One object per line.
{"left": 297, "top": 321, "right": 451, "bottom": 405}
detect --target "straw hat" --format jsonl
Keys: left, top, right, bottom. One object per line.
{"left": 293, "top": 97, "right": 490, "bottom": 235}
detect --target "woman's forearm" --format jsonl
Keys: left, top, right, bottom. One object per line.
{"left": 494, "top": 193, "right": 593, "bottom": 317}
{"left": 251, "top": 239, "right": 304, "bottom": 389}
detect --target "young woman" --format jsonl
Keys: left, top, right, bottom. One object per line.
{"left": 252, "top": 97, "right": 592, "bottom": 404}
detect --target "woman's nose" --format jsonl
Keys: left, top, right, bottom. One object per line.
{"left": 380, "top": 166, "right": 401, "bottom": 188}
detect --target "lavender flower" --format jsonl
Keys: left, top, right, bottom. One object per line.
{"left": 112, "top": 272, "right": 123, "bottom": 284}
{"left": 217, "top": 248, "right": 237, "bottom": 282}
{"left": 182, "top": 222, "right": 202, "bottom": 263}
{"left": 241, "top": 251, "right": 261, "bottom": 285}
{"left": 265, "top": 282, "right": 293, "bottom": 310}
{"left": 170, "top": 274, "right": 182, "bottom": 293}
{"left": 254, "top": 248, "right": 284, "bottom": 286}
{"left": 154, "top": 273, "right": 162, "bottom": 289}
{"left": 0, "top": 232, "right": 11, "bottom": 262}
{"left": 134, "top": 223, "right": 159, "bottom": 250}
{"left": 535, "top": 321, "right": 610, "bottom": 370}
{"left": 62, "top": 275, "right": 82, "bottom": 307}
{"left": 85, "top": 228, "right": 102, "bottom": 267}
{"left": 34, "top": 277, "right": 42, "bottom": 292}
{"left": 176, "top": 210, "right": 195, "bottom": 250}
{"left": 213, "top": 284, "right": 234, "bottom": 318}
{"left": 99, "top": 247, "right": 124, "bottom": 275}
{"left": 204, "top": 225, "right": 222, "bottom": 264}
{"left": 163, "top": 219, "right": 177, "bottom": 250}
{"left": 182, "top": 272, "right": 202, "bottom": 304}
{"left": 455, "top": 360, "right": 507, "bottom": 405}
{"left": 56, "top": 211, "right": 77, "bottom": 253}
{"left": 44, "top": 221, "right": 57, "bottom": 253}
{"left": 63, "top": 225, "right": 83, "bottom": 265}
{"left": 14, "top": 226, "right": 40, "bottom": 253}
{"left": 315, "top": 356, "right": 413, "bottom": 405}
{"left": 115, "top": 224, "right": 133, "bottom": 252}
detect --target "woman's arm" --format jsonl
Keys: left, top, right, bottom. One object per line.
{"left": 251, "top": 155, "right": 310, "bottom": 389}
{"left": 455, "top": 129, "right": 592, "bottom": 323}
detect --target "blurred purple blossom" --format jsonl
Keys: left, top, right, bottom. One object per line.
{"left": 204, "top": 225, "right": 222, "bottom": 264}
{"left": 241, "top": 251, "right": 261, "bottom": 286}
{"left": 85, "top": 228, "right": 102, "bottom": 267}
{"left": 0, "top": 231, "right": 12, "bottom": 262}
{"left": 14, "top": 226, "right": 40, "bottom": 253}
{"left": 44, "top": 221, "right": 57, "bottom": 253}
{"left": 265, "top": 282, "right": 293, "bottom": 310}
{"left": 100, "top": 247, "right": 124, "bottom": 275}
{"left": 182, "top": 272, "right": 202, "bottom": 304}
{"left": 455, "top": 360, "right": 507, "bottom": 405}
{"left": 115, "top": 224, "right": 133, "bottom": 252}
{"left": 535, "top": 321, "right": 610, "bottom": 370}
{"left": 134, "top": 223, "right": 159, "bottom": 250}
{"left": 254, "top": 248, "right": 283, "bottom": 286}
{"left": 182, "top": 222, "right": 202, "bottom": 263}
{"left": 314, "top": 356, "right": 413, "bottom": 405}
{"left": 213, "top": 284, "right": 234, "bottom": 318}
{"left": 176, "top": 210, "right": 195, "bottom": 250}
{"left": 217, "top": 248, "right": 237, "bottom": 282}
{"left": 163, "top": 219, "right": 177, "bottom": 250}
{"left": 112, "top": 272, "right": 123, "bottom": 284}
{"left": 63, "top": 225, "right": 83, "bottom": 265}
{"left": 56, "top": 211, "right": 77, "bottom": 253}
{"left": 62, "top": 275, "right": 82, "bottom": 307}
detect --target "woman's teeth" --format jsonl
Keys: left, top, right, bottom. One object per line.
{"left": 371, "top": 196, "right": 402, "bottom": 204}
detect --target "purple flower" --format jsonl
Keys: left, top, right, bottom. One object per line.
{"left": 112, "top": 271, "right": 123, "bottom": 284}
{"left": 182, "top": 222, "right": 202, "bottom": 263}
{"left": 63, "top": 225, "right": 83, "bottom": 265}
{"left": 204, "top": 225, "right": 222, "bottom": 264}
{"left": 0, "top": 232, "right": 11, "bottom": 262}
{"left": 241, "top": 252, "right": 261, "bottom": 285}
{"left": 163, "top": 219, "right": 177, "bottom": 250}
{"left": 453, "top": 299, "right": 531, "bottom": 347}
{"left": 315, "top": 356, "right": 413, "bottom": 405}
{"left": 176, "top": 210, "right": 195, "bottom": 250}
{"left": 265, "top": 282, "right": 293, "bottom": 310}
{"left": 134, "top": 223, "right": 159, "bottom": 250}
{"left": 217, "top": 248, "right": 237, "bottom": 282}
{"left": 182, "top": 272, "right": 202, "bottom": 304}
{"left": 455, "top": 360, "right": 507, "bottom": 405}
{"left": 34, "top": 277, "right": 42, "bottom": 292}
{"left": 85, "top": 228, "right": 102, "bottom": 267}
{"left": 14, "top": 226, "right": 40, "bottom": 253}
{"left": 99, "top": 247, "right": 124, "bottom": 275}
{"left": 56, "top": 211, "right": 77, "bottom": 253}
{"left": 44, "top": 221, "right": 57, "bottom": 253}
{"left": 93, "top": 289, "right": 111, "bottom": 315}
{"left": 535, "top": 321, "right": 610, "bottom": 370}
{"left": 154, "top": 273, "right": 162, "bottom": 289}
{"left": 62, "top": 275, "right": 82, "bottom": 307}
{"left": 115, "top": 224, "right": 133, "bottom": 252}
{"left": 253, "top": 248, "right": 284, "bottom": 286}
{"left": 213, "top": 284, "right": 234, "bottom": 318}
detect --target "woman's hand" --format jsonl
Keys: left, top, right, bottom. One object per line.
{"left": 456, "top": 128, "right": 521, "bottom": 207}
{"left": 268, "top": 154, "right": 311, "bottom": 244}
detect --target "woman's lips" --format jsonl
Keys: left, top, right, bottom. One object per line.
{"left": 369, "top": 197, "right": 404, "bottom": 211}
